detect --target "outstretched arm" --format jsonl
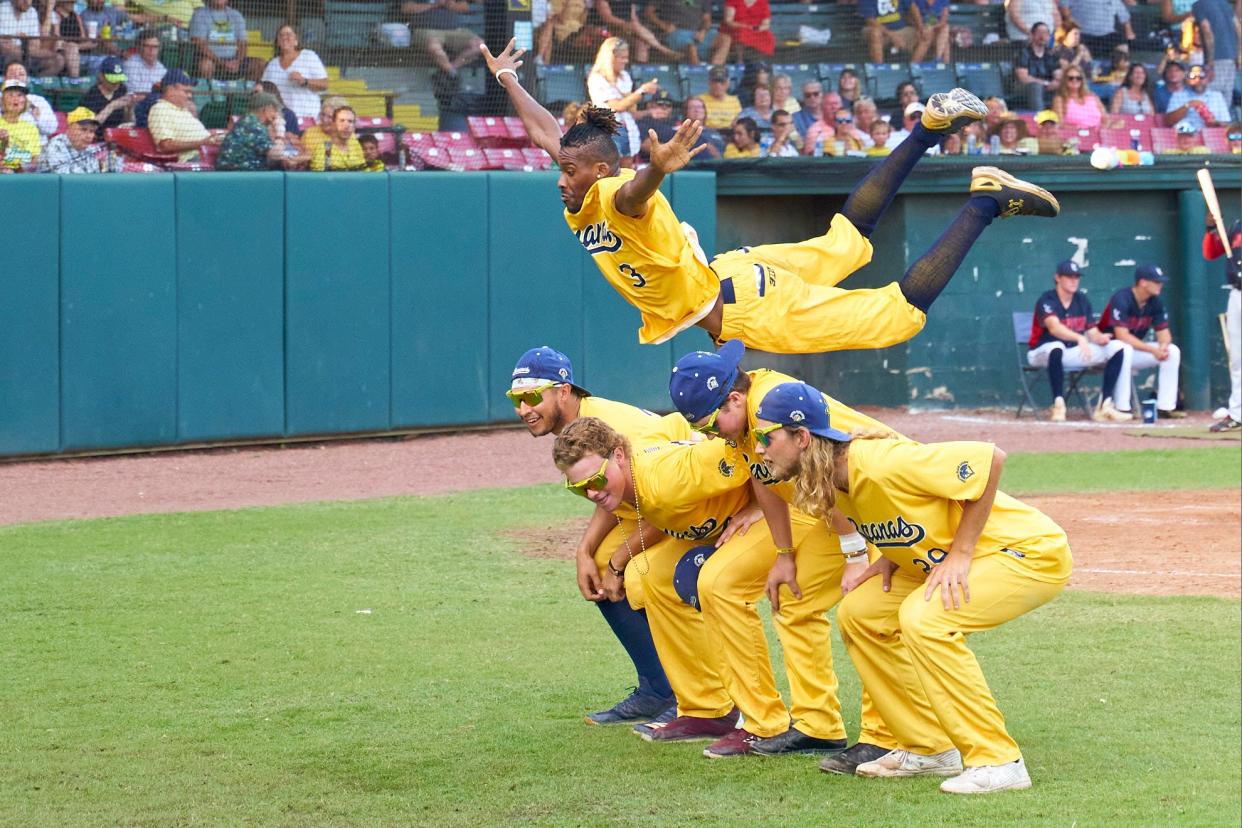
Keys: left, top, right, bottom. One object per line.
{"left": 614, "top": 118, "right": 707, "bottom": 218}
{"left": 480, "top": 38, "right": 563, "bottom": 158}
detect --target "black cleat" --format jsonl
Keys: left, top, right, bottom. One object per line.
{"left": 970, "top": 166, "right": 1060, "bottom": 218}
{"left": 819, "top": 742, "right": 892, "bottom": 775}
{"left": 752, "top": 726, "right": 848, "bottom": 756}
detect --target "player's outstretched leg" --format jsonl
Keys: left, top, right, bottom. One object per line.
{"left": 588, "top": 601, "right": 676, "bottom": 725}
{"left": 898, "top": 167, "right": 1059, "bottom": 313}
{"left": 841, "top": 88, "right": 987, "bottom": 238}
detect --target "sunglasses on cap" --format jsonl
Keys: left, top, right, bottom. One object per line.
{"left": 565, "top": 457, "right": 609, "bottom": 497}
{"left": 753, "top": 422, "right": 784, "bottom": 447}
{"left": 692, "top": 406, "right": 722, "bottom": 435}
{"left": 505, "top": 381, "right": 559, "bottom": 408}
{"left": 1188, "top": 69, "right": 1206, "bottom": 79}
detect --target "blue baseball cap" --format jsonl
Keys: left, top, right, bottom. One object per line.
{"left": 1134, "top": 263, "right": 1169, "bottom": 283}
{"left": 669, "top": 339, "right": 745, "bottom": 422}
{"left": 1056, "top": 260, "right": 1082, "bottom": 277}
{"left": 755, "top": 381, "right": 853, "bottom": 442}
{"left": 99, "top": 56, "right": 126, "bottom": 83}
{"left": 672, "top": 545, "right": 716, "bottom": 610}
{"left": 160, "top": 68, "right": 194, "bottom": 88}
{"left": 510, "top": 346, "right": 590, "bottom": 395}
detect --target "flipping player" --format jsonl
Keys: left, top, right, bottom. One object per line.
{"left": 482, "top": 38, "right": 1060, "bottom": 353}
{"left": 751, "top": 380, "right": 1072, "bottom": 794}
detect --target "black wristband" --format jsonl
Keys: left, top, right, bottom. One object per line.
{"left": 607, "top": 560, "right": 625, "bottom": 578}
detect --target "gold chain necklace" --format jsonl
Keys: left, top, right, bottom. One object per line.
{"left": 616, "top": 457, "right": 651, "bottom": 576}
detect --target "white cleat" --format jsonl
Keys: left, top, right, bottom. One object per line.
{"left": 940, "top": 758, "right": 1033, "bottom": 794}
{"left": 856, "top": 747, "right": 964, "bottom": 778}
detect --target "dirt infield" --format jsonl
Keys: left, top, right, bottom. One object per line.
{"left": 1, "top": 408, "right": 1237, "bottom": 599}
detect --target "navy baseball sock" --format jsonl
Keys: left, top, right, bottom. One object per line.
{"left": 841, "top": 123, "right": 940, "bottom": 238}
{"left": 596, "top": 599, "right": 673, "bottom": 699}
{"left": 1048, "top": 348, "right": 1065, "bottom": 399}
{"left": 899, "top": 196, "right": 1001, "bottom": 312}
{"left": 1102, "top": 349, "right": 1125, "bottom": 403}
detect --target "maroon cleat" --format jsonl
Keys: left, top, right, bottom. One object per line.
{"left": 703, "top": 728, "right": 760, "bottom": 759}
{"left": 637, "top": 708, "right": 740, "bottom": 743}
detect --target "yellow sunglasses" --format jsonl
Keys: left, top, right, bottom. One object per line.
{"left": 692, "top": 406, "right": 722, "bottom": 435}
{"left": 565, "top": 457, "right": 609, "bottom": 497}
{"left": 506, "top": 382, "right": 558, "bottom": 408}
{"left": 753, "top": 423, "right": 784, "bottom": 447}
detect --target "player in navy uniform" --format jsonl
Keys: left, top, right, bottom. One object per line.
{"left": 1204, "top": 217, "right": 1241, "bottom": 432}
{"left": 1026, "top": 260, "right": 1127, "bottom": 421}
{"left": 1096, "top": 264, "right": 1184, "bottom": 419}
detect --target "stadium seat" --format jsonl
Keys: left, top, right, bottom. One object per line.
{"left": 1100, "top": 126, "right": 1150, "bottom": 152}
{"left": 865, "top": 63, "right": 914, "bottom": 104}
{"left": 433, "top": 130, "right": 479, "bottom": 151}
{"left": 447, "top": 147, "right": 487, "bottom": 171}
{"left": 956, "top": 63, "right": 1005, "bottom": 99}
{"left": 537, "top": 64, "right": 587, "bottom": 106}
{"left": 1057, "top": 125, "right": 1099, "bottom": 151}
{"left": 483, "top": 147, "right": 531, "bottom": 170}
{"left": 323, "top": 0, "right": 387, "bottom": 48}
{"left": 680, "top": 64, "right": 713, "bottom": 97}
{"left": 53, "top": 110, "right": 67, "bottom": 136}
{"left": 770, "top": 63, "right": 821, "bottom": 92}
{"left": 818, "top": 63, "right": 860, "bottom": 93}
{"left": 1016, "top": 112, "right": 1039, "bottom": 135}
{"left": 297, "top": 116, "right": 317, "bottom": 132}
{"left": 632, "top": 64, "right": 683, "bottom": 100}
{"left": 503, "top": 116, "right": 529, "bottom": 145}
{"left": 1202, "top": 127, "right": 1229, "bottom": 154}
{"left": 467, "top": 115, "right": 517, "bottom": 148}
{"left": 1150, "top": 127, "right": 1179, "bottom": 153}
{"left": 106, "top": 126, "right": 178, "bottom": 164}
{"left": 521, "top": 147, "right": 553, "bottom": 170}
{"left": 912, "top": 62, "right": 958, "bottom": 96}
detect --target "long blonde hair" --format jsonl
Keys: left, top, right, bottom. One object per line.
{"left": 590, "top": 37, "right": 629, "bottom": 85}
{"left": 791, "top": 429, "right": 899, "bottom": 519}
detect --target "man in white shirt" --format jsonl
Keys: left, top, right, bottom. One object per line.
{"left": 123, "top": 30, "right": 167, "bottom": 94}
{"left": 0, "top": 0, "right": 64, "bottom": 74}
{"left": 1164, "top": 63, "right": 1233, "bottom": 128}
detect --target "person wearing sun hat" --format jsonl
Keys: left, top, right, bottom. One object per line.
{"left": 38, "top": 106, "right": 113, "bottom": 173}
{"left": 0, "top": 76, "right": 39, "bottom": 169}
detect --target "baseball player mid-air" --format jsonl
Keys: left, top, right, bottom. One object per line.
{"left": 482, "top": 38, "right": 1059, "bottom": 354}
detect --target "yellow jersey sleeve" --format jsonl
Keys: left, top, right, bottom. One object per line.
{"left": 632, "top": 439, "right": 751, "bottom": 541}
{"left": 579, "top": 398, "right": 697, "bottom": 448}
{"left": 564, "top": 169, "right": 720, "bottom": 345}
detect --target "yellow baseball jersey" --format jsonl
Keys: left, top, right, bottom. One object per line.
{"left": 616, "top": 438, "right": 751, "bottom": 542}
{"left": 578, "top": 396, "right": 694, "bottom": 447}
{"left": 564, "top": 169, "right": 720, "bottom": 345}
{"left": 845, "top": 438, "right": 1072, "bottom": 584}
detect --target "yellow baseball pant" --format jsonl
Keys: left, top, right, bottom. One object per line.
{"left": 595, "top": 521, "right": 734, "bottom": 719}
{"left": 837, "top": 555, "right": 1067, "bottom": 766}
{"left": 713, "top": 214, "right": 927, "bottom": 354}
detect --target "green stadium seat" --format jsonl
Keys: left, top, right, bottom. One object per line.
{"left": 956, "top": 62, "right": 1005, "bottom": 99}
{"left": 324, "top": 0, "right": 387, "bottom": 49}
{"left": 770, "top": 63, "right": 821, "bottom": 92}
{"left": 913, "top": 62, "right": 959, "bottom": 96}
{"left": 865, "top": 63, "right": 914, "bottom": 104}
{"left": 536, "top": 64, "right": 586, "bottom": 106}
{"left": 818, "top": 62, "right": 861, "bottom": 93}
{"left": 632, "top": 64, "right": 683, "bottom": 100}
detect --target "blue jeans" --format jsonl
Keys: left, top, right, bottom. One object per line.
{"left": 665, "top": 27, "right": 717, "bottom": 60}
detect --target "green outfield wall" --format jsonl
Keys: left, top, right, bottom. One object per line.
{"left": 0, "top": 160, "right": 1237, "bottom": 457}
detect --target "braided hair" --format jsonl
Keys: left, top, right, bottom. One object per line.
{"left": 561, "top": 105, "right": 621, "bottom": 167}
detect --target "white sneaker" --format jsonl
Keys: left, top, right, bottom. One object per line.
{"left": 1092, "top": 398, "right": 1133, "bottom": 423}
{"left": 1049, "top": 397, "right": 1066, "bottom": 422}
{"left": 855, "top": 747, "right": 963, "bottom": 778}
{"left": 940, "top": 758, "right": 1032, "bottom": 794}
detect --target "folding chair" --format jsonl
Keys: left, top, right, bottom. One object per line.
{"left": 1013, "top": 311, "right": 1099, "bottom": 419}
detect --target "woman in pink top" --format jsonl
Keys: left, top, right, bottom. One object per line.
{"left": 1052, "top": 68, "right": 1105, "bottom": 128}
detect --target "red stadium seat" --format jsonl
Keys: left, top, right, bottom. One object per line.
{"left": 414, "top": 145, "right": 456, "bottom": 170}
{"left": 1056, "top": 125, "right": 1099, "bottom": 151}
{"left": 1203, "top": 127, "right": 1229, "bottom": 154}
{"left": 1150, "top": 127, "right": 1179, "bottom": 153}
{"left": 297, "top": 116, "right": 316, "bottom": 132}
{"left": 53, "top": 110, "right": 67, "bottom": 137}
{"left": 404, "top": 131, "right": 437, "bottom": 155}
{"left": 1099, "top": 126, "right": 1151, "bottom": 151}
{"left": 120, "top": 159, "right": 166, "bottom": 173}
{"left": 483, "top": 147, "right": 531, "bottom": 170}
{"left": 520, "top": 147, "right": 553, "bottom": 170}
{"left": 468, "top": 115, "right": 513, "bottom": 147}
{"left": 447, "top": 146, "right": 487, "bottom": 171}
{"left": 354, "top": 116, "right": 392, "bottom": 129}
{"left": 433, "top": 130, "right": 478, "bottom": 151}
{"left": 1016, "top": 112, "right": 1038, "bottom": 135}
{"left": 503, "top": 116, "right": 529, "bottom": 145}
{"left": 106, "top": 127, "right": 178, "bottom": 164}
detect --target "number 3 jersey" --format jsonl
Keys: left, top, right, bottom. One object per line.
{"left": 844, "top": 438, "right": 1072, "bottom": 584}
{"left": 564, "top": 169, "right": 720, "bottom": 345}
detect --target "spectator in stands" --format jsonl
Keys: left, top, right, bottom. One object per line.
{"left": 866, "top": 119, "right": 893, "bottom": 154}
{"left": 189, "top": 0, "right": 261, "bottom": 82}
{"left": 1035, "top": 108, "right": 1063, "bottom": 153}
{"left": 37, "top": 105, "right": 106, "bottom": 172}
{"left": 860, "top": 0, "right": 915, "bottom": 63}
{"left": 1053, "top": 65, "right": 1105, "bottom": 128}
{"left": 1059, "top": 0, "right": 1134, "bottom": 56}
{"left": 1096, "top": 263, "right": 1184, "bottom": 421}
{"left": 637, "top": 88, "right": 677, "bottom": 155}
{"left": 736, "top": 83, "right": 773, "bottom": 130}
{"left": 1027, "top": 260, "right": 1124, "bottom": 422}
{"left": 300, "top": 94, "right": 345, "bottom": 167}
{"left": 852, "top": 96, "right": 879, "bottom": 146}
{"left": 536, "top": 0, "right": 600, "bottom": 65}
{"left": 767, "top": 108, "right": 801, "bottom": 155}
{"left": 310, "top": 104, "right": 364, "bottom": 170}
{"left": 0, "top": 76, "right": 39, "bottom": 169}
{"left": 255, "top": 80, "right": 300, "bottom": 137}
{"left": 1162, "top": 118, "right": 1211, "bottom": 152}
{"left": 684, "top": 94, "right": 726, "bottom": 157}
{"left": 1110, "top": 61, "right": 1156, "bottom": 116}
{"left": 792, "top": 79, "right": 821, "bottom": 136}
{"left": 0, "top": 0, "right": 63, "bottom": 75}
{"left": 1164, "top": 62, "right": 1231, "bottom": 127}
{"left": 1015, "top": 22, "right": 1061, "bottom": 111}
{"left": 891, "top": 100, "right": 923, "bottom": 144}
{"left": 1193, "top": 0, "right": 1239, "bottom": 101}
{"left": 889, "top": 80, "right": 918, "bottom": 125}
{"left": 261, "top": 24, "right": 328, "bottom": 122}
{"left": 1094, "top": 46, "right": 1131, "bottom": 94}
{"left": 43, "top": 0, "right": 84, "bottom": 78}
{"left": 1006, "top": 0, "right": 1061, "bottom": 42}
{"left": 835, "top": 67, "right": 861, "bottom": 110}
{"left": 358, "top": 132, "right": 385, "bottom": 171}
{"left": 587, "top": 36, "right": 658, "bottom": 164}
{"left": 1054, "top": 21, "right": 1093, "bottom": 77}
{"left": 595, "top": 0, "right": 678, "bottom": 62}
{"left": 701, "top": 65, "right": 741, "bottom": 130}
{"left": 216, "top": 91, "right": 287, "bottom": 170}
{"left": 1152, "top": 60, "right": 1185, "bottom": 113}
{"left": 911, "top": 0, "right": 951, "bottom": 63}
{"left": 123, "top": 30, "right": 166, "bottom": 95}
{"left": 833, "top": 108, "right": 868, "bottom": 149}
{"left": 148, "top": 67, "right": 220, "bottom": 161}
{"left": 4, "top": 61, "right": 54, "bottom": 145}
{"left": 771, "top": 72, "right": 798, "bottom": 116}
{"left": 724, "top": 114, "right": 760, "bottom": 157}
{"left": 82, "top": 56, "right": 137, "bottom": 138}
{"left": 1229, "top": 121, "right": 1241, "bottom": 153}
{"left": 733, "top": 61, "right": 769, "bottom": 107}
{"left": 982, "top": 95, "right": 1008, "bottom": 132}
{"left": 80, "top": 0, "right": 145, "bottom": 66}
{"left": 939, "top": 132, "right": 962, "bottom": 154}
{"left": 646, "top": 0, "right": 716, "bottom": 65}
{"left": 716, "top": 0, "right": 775, "bottom": 65}
{"left": 989, "top": 112, "right": 1036, "bottom": 153}
{"left": 801, "top": 90, "right": 842, "bottom": 154}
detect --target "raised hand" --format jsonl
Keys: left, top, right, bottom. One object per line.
{"left": 480, "top": 37, "right": 525, "bottom": 79}
{"left": 648, "top": 118, "right": 707, "bottom": 174}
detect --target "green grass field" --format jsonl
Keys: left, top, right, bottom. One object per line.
{"left": 2, "top": 447, "right": 1239, "bottom": 826}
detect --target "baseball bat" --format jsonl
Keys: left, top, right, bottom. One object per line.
{"left": 1197, "top": 167, "right": 1233, "bottom": 253}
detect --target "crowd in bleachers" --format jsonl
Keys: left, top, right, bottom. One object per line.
{"left": 0, "top": 0, "right": 1238, "bottom": 173}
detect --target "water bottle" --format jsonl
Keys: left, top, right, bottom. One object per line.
{"left": 834, "top": 139, "right": 846, "bottom": 156}
{"left": 1129, "top": 129, "right": 1141, "bottom": 150}
{"left": 966, "top": 132, "right": 977, "bottom": 155}
{"left": 100, "top": 21, "right": 111, "bottom": 39}
{"left": 813, "top": 135, "right": 824, "bottom": 157}
{"left": 989, "top": 134, "right": 1001, "bottom": 155}
{"left": 759, "top": 133, "right": 773, "bottom": 157}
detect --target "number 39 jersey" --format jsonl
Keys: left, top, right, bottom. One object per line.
{"left": 845, "top": 438, "right": 1072, "bottom": 584}
{"left": 564, "top": 169, "right": 720, "bottom": 345}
